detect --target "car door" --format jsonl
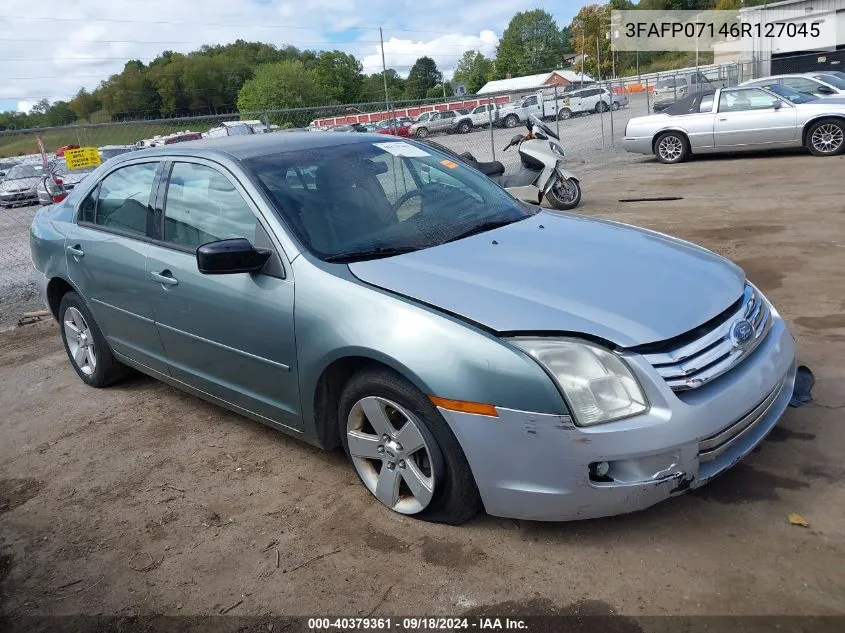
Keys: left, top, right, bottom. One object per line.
{"left": 145, "top": 159, "right": 300, "bottom": 430}
{"left": 714, "top": 88, "right": 797, "bottom": 148}
{"left": 64, "top": 159, "right": 169, "bottom": 373}
{"left": 683, "top": 92, "right": 718, "bottom": 150}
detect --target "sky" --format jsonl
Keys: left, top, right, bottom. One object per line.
{"left": 0, "top": 0, "right": 580, "bottom": 113}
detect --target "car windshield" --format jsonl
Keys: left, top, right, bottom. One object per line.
{"left": 763, "top": 84, "right": 817, "bottom": 103}
{"left": 51, "top": 158, "right": 97, "bottom": 174}
{"left": 5, "top": 163, "right": 44, "bottom": 179}
{"left": 814, "top": 74, "right": 845, "bottom": 89}
{"left": 655, "top": 78, "right": 679, "bottom": 89}
{"left": 245, "top": 139, "right": 535, "bottom": 261}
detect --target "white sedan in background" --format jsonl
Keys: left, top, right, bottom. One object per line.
{"left": 741, "top": 72, "right": 845, "bottom": 98}
{"left": 623, "top": 85, "right": 845, "bottom": 163}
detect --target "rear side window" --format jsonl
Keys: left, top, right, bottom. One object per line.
{"left": 80, "top": 162, "right": 158, "bottom": 236}
{"left": 699, "top": 94, "right": 714, "bottom": 112}
{"left": 163, "top": 162, "right": 257, "bottom": 249}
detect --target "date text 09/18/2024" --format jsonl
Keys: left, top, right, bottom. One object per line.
{"left": 307, "top": 617, "right": 528, "bottom": 630}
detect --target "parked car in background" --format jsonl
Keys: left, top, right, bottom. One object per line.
{"left": 30, "top": 132, "right": 798, "bottom": 524}
{"left": 207, "top": 120, "right": 268, "bottom": 138}
{"left": 410, "top": 110, "right": 460, "bottom": 137}
{"left": 452, "top": 104, "right": 502, "bottom": 133}
{"left": 625, "top": 85, "right": 845, "bottom": 163}
{"left": 653, "top": 72, "right": 715, "bottom": 111}
{"left": 329, "top": 123, "right": 369, "bottom": 133}
{"left": 0, "top": 159, "right": 18, "bottom": 180}
{"left": 374, "top": 119, "right": 413, "bottom": 137}
{"left": 741, "top": 73, "right": 845, "bottom": 99}
{"left": 98, "top": 145, "right": 137, "bottom": 162}
{"left": 36, "top": 158, "right": 97, "bottom": 206}
{"left": 0, "top": 161, "right": 46, "bottom": 207}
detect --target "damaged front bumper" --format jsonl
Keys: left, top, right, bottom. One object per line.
{"left": 437, "top": 315, "right": 797, "bottom": 521}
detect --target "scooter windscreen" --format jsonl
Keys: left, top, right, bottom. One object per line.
{"left": 528, "top": 115, "right": 560, "bottom": 141}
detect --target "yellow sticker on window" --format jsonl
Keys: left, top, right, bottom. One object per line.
{"left": 64, "top": 147, "right": 101, "bottom": 170}
{"left": 440, "top": 159, "right": 458, "bottom": 169}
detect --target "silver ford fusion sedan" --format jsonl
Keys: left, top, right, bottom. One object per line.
{"left": 625, "top": 85, "right": 845, "bottom": 163}
{"left": 30, "top": 133, "right": 797, "bottom": 524}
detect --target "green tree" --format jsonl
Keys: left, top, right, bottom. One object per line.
{"left": 69, "top": 88, "right": 101, "bottom": 121}
{"left": 568, "top": 4, "right": 613, "bottom": 79}
{"left": 98, "top": 61, "right": 162, "bottom": 119}
{"left": 495, "top": 10, "right": 566, "bottom": 78}
{"left": 425, "top": 83, "right": 454, "bottom": 99}
{"left": 453, "top": 51, "right": 494, "bottom": 94}
{"left": 46, "top": 101, "right": 77, "bottom": 126}
{"left": 405, "top": 57, "right": 442, "bottom": 100}
{"left": 237, "top": 60, "right": 321, "bottom": 121}
{"left": 359, "top": 70, "right": 405, "bottom": 102}
{"left": 314, "top": 51, "right": 363, "bottom": 104}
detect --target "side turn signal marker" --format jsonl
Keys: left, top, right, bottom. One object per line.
{"left": 429, "top": 396, "right": 498, "bottom": 417}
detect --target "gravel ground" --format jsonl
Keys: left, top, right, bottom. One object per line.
{"left": 1, "top": 145, "right": 844, "bottom": 627}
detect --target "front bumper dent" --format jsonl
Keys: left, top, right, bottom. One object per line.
{"left": 438, "top": 316, "right": 797, "bottom": 521}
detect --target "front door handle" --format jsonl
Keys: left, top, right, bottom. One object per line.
{"left": 150, "top": 270, "right": 179, "bottom": 286}
{"left": 718, "top": 117, "right": 727, "bottom": 121}
{"left": 66, "top": 245, "right": 84, "bottom": 257}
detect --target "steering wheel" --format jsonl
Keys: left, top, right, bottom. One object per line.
{"left": 393, "top": 189, "right": 425, "bottom": 210}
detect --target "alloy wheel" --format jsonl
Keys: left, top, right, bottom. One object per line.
{"left": 346, "top": 396, "right": 435, "bottom": 514}
{"left": 811, "top": 123, "right": 844, "bottom": 154}
{"left": 64, "top": 307, "right": 97, "bottom": 376}
{"left": 658, "top": 135, "right": 684, "bottom": 162}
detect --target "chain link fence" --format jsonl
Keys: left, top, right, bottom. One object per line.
{"left": 0, "top": 55, "right": 826, "bottom": 328}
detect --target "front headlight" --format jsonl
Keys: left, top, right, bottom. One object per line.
{"left": 508, "top": 337, "right": 648, "bottom": 426}
{"left": 549, "top": 140, "right": 565, "bottom": 157}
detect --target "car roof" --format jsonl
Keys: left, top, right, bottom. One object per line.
{"left": 114, "top": 131, "right": 394, "bottom": 163}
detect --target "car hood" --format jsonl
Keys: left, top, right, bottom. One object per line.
{"left": 0, "top": 177, "right": 40, "bottom": 192}
{"left": 348, "top": 212, "right": 745, "bottom": 348}
{"left": 59, "top": 170, "right": 94, "bottom": 185}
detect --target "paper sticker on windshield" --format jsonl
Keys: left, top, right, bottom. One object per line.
{"left": 440, "top": 159, "right": 458, "bottom": 169}
{"left": 373, "top": 142, "right": 430, "bottom": 157}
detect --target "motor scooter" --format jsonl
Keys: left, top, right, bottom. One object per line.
{"left": 459, "top": 115, "right": 581, "bottom": 210}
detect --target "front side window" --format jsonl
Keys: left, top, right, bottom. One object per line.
{"left": 246, "top": 140, "right": 534, "bottom": 261}
{"left": 523, "top": 96, "right": 538, "bottom": 107}
{"left": 417, "top": 113, "right": 430, "bottom": 122}
{"left": 82, "top": 162, "right": 158, "bottom": 236}
{"left": 718, "top": 89, "right": 780, "bottom": 112}
{"left": 163, "top": 162, "right": 257, "bottom": 249}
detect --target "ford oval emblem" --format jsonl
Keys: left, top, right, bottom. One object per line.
{"left": 731, "top": 319, "right": 755, "bottom": 350}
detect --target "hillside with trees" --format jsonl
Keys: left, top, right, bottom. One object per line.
{"left": 0, "top": 2, "right": 766, "bottom": 131}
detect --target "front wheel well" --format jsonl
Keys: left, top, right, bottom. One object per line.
{"left": 312, "top": 356, "right": 411, "bottom": 450}
{"left": 46, "top": 277, "right": 74, "bottom": 320}
{"left": 652, "top": 129, "right": 690, "bottom": 154}
{"left": 801, "top": 116, "right": 845, "bottom": 146}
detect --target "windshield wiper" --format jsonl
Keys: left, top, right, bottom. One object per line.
{"left": 323, "top": 245, "right": 420, "bottom": 263}
{"left": 446, "top": 217, "right": 522, "bottom": 243}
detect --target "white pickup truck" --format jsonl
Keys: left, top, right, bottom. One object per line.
{"left": 452, "top": 102, "right": 528, "bottom": 132}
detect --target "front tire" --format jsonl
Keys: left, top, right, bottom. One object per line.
{"left": 503, "top": 114, "right": 520, "bottom": 128}
{"left": 457, "top": 120, "right": 471, "bottom": 134}
{"left": 806, "top": 119, "right": 845, "bottom": 156}
{"left": 557, "top": 108, "right": 572, "bottom": 121}
{"left": 415, "top": 127, "right": 429, "bottom": 138}
{"left": 654, "top": 131, "right": 689, "bottom": 164}
{"left": 59, "top": 291, "right": 129, "bottom": 387}
{"left": 339, "top": 368, "right": 480, "bottom": 525}
{"left": 546, "top": 178, "right": 582, "bottom": 210}
{"left": 595, "top": 101, "right": 609, "bottom": 113}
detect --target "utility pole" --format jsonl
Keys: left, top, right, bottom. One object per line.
{"left": 379, "top": 26, "right": 394, "bottom": 134}
{"left": 581, "top": 25, "right": 586, "bottom": 87}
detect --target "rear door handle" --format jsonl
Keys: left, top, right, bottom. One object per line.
{"left": 66, "top": 245, "right": 84, "bottom": 257}
{"left": 150, "top": 270, "right": 179, "bottom": 286}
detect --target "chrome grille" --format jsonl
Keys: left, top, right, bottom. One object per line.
{"left": 641, "top": 284, "right": 772, "bottom": 392}
{"left": 698, "top": 378, "right": 783, "bottom": 463}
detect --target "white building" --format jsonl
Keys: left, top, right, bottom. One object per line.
{"left": 734, "top": 0, "right": 845, "bottom": 78}
{"left": 477, "top": 70, "right": 594, "bottom": 97}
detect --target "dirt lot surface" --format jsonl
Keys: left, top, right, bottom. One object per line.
{"left": 1, "top": 150, "right": 844, "bottom": 626}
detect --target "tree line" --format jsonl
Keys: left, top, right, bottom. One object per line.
{"left": 1, "top": 1, "right": 765, "bottom": 131}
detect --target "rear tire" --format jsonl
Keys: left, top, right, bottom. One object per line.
{"left": 58, "top": 291, "right": 130, "bottom": 387}
{"left": 546, "top": 178, "right": 582, "bottom": 210}
{"left": 415, "top": 127, "right": 429, "bottom": 138}
{"left": 806, "top": 118, "right": 845, "bottom": 156}
{"left": 612, "top": 101, "right": 620, "bottom": 111}
{"left": 339, "top": 368, "right": 481, "bottom": 525}
{"left": 503, "top": 114, "right": 520, "bottom": 128}
{"left": 654, "top": 131, "right": 689, "bottom": 164}
{"left": 595, "top": 101, "right": 609, "bottom": 113}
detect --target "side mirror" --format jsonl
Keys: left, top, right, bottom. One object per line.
{"left": 817, "top": 85, "right": 835, "bottom": 95}
{"left": 772, "top": 100, "right": 782, "bottom": 110}
{"left": 196, "top": 238, "right": 271, "bottom": 275}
